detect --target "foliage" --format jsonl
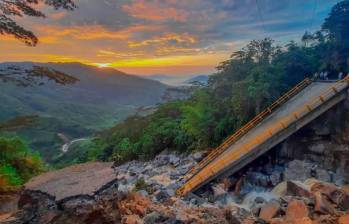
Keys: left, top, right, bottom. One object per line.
{"left": 0, "top": 136, "right": 45, "bottom": 192}
{"left": 95, "top": 1, "right": 349, "bottom": 164}
{"left": 0, "top": 0, "right": 76, "bottom": 46}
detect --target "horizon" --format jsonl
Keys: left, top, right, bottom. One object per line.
{"left": 0, "top": 0, "right": 341, "bottom": 75}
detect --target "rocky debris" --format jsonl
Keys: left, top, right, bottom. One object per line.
{"left": 3, "top": 146, "right": 349, "bottom": 224}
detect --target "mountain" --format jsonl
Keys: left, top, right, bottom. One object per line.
{"left": 184, "top": 75, "right": 209, "bottom": 85}
{"left": 144, "top": 74, "right": 194, "bottom": 86}
{"left": 0, "top": 62, "right": 168, "bottom": 162}
{"left": 144, "top": 74, "right": 209, "bottom": 86}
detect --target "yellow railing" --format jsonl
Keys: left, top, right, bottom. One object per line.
{"left": 184, "top": 78, "right": 312, "bottom": 179}
{"left": 177, "top": 76, "right": 349, "bottom": 196}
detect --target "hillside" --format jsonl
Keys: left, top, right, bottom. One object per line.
{"left": 0, "top": 62, "right": 168, "bottom": 162}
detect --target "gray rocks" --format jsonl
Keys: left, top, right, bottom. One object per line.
{"left": 284, "top": 160, "right": 313, "bottom": 182}
{"left": 192, "top": 151, "right": 205, "bottom": 162}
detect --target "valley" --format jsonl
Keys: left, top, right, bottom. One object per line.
{"left": 0, "top": 62, "right": 173, "bottom": 163}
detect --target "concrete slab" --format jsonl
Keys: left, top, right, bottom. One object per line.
{"left": 25, "top": 162, "right": 115, "bottom": 201}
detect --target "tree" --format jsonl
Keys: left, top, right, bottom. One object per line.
{"left": 322, "top": 0, "right": 349, "bottom": 71}
{"left": 0, "top": 0, "right": 76, "bottom": 46}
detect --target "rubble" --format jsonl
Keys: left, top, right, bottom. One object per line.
{"left": 2, "top": 147, "right": 348, "bottom": 224}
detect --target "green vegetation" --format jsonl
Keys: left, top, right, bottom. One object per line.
{"left": 91, "top": 0, "right": 349, "bottom": 164}
{"left": 0, "top": 136, "right": 45, "bottom": 192}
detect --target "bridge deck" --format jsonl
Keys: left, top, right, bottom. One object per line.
{"left": 178, "top": 78, "right": 349, "bottom": 195}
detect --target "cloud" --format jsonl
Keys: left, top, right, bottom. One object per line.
{"left": 0, "top": 0, "right": 342, "bottom": 75}
{"left": 128, "top": 33, "right": 196, "bottom": 48}
{"left": 122, "top": 0, "right": 188, "bottom": 22}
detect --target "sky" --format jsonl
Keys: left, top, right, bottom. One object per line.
{"left": 0, "top": 0, "right": 342, "bottom": 76}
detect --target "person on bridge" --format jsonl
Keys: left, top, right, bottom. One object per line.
{"left": 324, "top": 71, "right": 329, "bottom": 80}
{"left": 313, "top": 72, "right": 319, "bottom": 80}
{"left": 319, "top": 72, "right": 324, "bottom": 80}
{"left": 338, "top": 72, "right": 344, "bottom": 80}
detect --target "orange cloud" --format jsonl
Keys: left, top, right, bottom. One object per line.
{"left": 36, "top": 24, "right": 163, "bottom": 42}
{"left": 128, "top": 33, "right": 197, "bottom": 48}
{"left": 122, "top": 0, "right": 188, "bottom": 22}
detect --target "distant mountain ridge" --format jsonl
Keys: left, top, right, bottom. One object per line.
{"left": 144, "top": 74, "right": 209, "bottom": 86}
{"left": 0, "top": 62, "right": 169, "bottom": 161}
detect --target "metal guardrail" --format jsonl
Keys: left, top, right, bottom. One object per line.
{"left": 184, "top": 78, "right": 312, "bottom": 179}
{"left": 177, "top": 76, "right": 349, "bottom": 196}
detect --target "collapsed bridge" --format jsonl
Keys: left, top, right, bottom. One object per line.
{"left": 177, "top": 76, "right": 349, "bottom": 196}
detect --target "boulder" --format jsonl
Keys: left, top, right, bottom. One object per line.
{"left": 284, "top": 160, "right": 312, "bottom": 182}
{"left": 338, "top": 214, "right": 349, "bottom": 224}
{"left": 212, "top": 184, "right": 228, "bottom": 200}
{"left": 154, "top": 190, "right": 170, "bottom": 202}
{"left": 310, "top": 181, "right": 349, "bottom": 210}
{"left": 122, "top": 215, "right": 143, "bottom": 224}
{"left": 24, "top": 162, "right": 116, "bottom": 202}
{"left": 286, "top": 181, "right": 312, "bottom": 198}
{"left": 271, "top": 181, "right": 312, "bottom": 198}
{"left": 143, "top": 212, "right": 160, "bottom": 224}
{"left": 285, "top": 200, "right": 309, "bottom": 222}
{"left": 193, "top": 151, "right": 205, "bottom": 162}
{"left": 259, "top": 200, "right": 280, "bottom": 222}
{"left": 313, "top": 192, "right": 335, "bottom": 215}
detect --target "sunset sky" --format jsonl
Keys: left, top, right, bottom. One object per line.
{"left": 0, "top": 0, "right": 341, "bottom": 76}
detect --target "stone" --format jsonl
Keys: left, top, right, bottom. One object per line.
{"left": 285, "top": 200, "right": 309, "bottom": 222}
{"left": 313, "top": 192, "right": 335, "bottom": 215}
{"left": 137, "top": 190, "right": 149, "bottom": 197}
{"left": 310, "top": 181, "right": 349, "bottom": 210}
{"left": 245, "top": 172, "right": 269, "bottom": 188}
{"left": 24, "top": 162, "right": 116, "bottom": 201}
{"left": 143, "top": 212, "right": 160, "bottom": 224}
{"left": 272, "top": 182, "right": 288, "bottom": 197}
{"left": 123, "top": 215, "right": 143, "bottom": 224}
{"left": 168, "top": 154, "right": 180, "bottom": 166}
{"left": 154, "top": 190, "right": 170, "bottom": 202}
{"left": 193, "top": 151, "right": 205, "bottom": 162}
{"left": 284, "top": 160, "right": 313, "bottom": 182}
{"left": 316, "top": 168, "right": 331, "bottom": 183}
{"left": 309, "top": 143, "right": 326, "bottom": 154}
{"left": 286, "top": 181, "right": 312, "bottom": 198}
{"left": 254, "top": 197, "right": 265, "bottom": 204}
{"left": 270, "top": 171, "right": 282, "bottom": 186}
{"left": 259, "top": 200, "right": 280, "bottom": 222}
{"left": 271, "top": 181, "right": 312, "bottom": 198}
{"left": 338, "top": 214, "right": 349, "bottom": 224}
{"left": 212, "top": 184, "right": 227, "bottom": 200}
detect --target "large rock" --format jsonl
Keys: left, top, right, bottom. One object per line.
{"left": 259, "top": 200, "right": 280, "bottom": 222}
{"left": 25, "top": 162, "right": 116, "bottom": 202}
{"left": 313, "top": 192, "right": 335, "bottom": 215}
{"left": 12, "top": 162, "right": 124, "bottom": 224}
{"left": 271, "top": 181, "right": 311, "bottom": 198}
{"left": 284, "top": 160, "right": 312, "bottom": 182}
{"left": 285, "top": 200, "right": 309, "bottom": 222}
{"left": 310, "top": 181, "right": 349, "bottom": 210}
{"left": 338, "top": 214, "right": 349, "bottom": 224}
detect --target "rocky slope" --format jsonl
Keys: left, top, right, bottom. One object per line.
{"left": 1, "top": 147, "right": 348, "bottom": 224}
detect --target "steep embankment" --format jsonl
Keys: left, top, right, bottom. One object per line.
{"left": 0, "top": 62, "right": 168, "bottom": 161}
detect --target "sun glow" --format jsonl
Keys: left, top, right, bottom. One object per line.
{"left": 95, "top": 63, "right": 111, "bottom": 68}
